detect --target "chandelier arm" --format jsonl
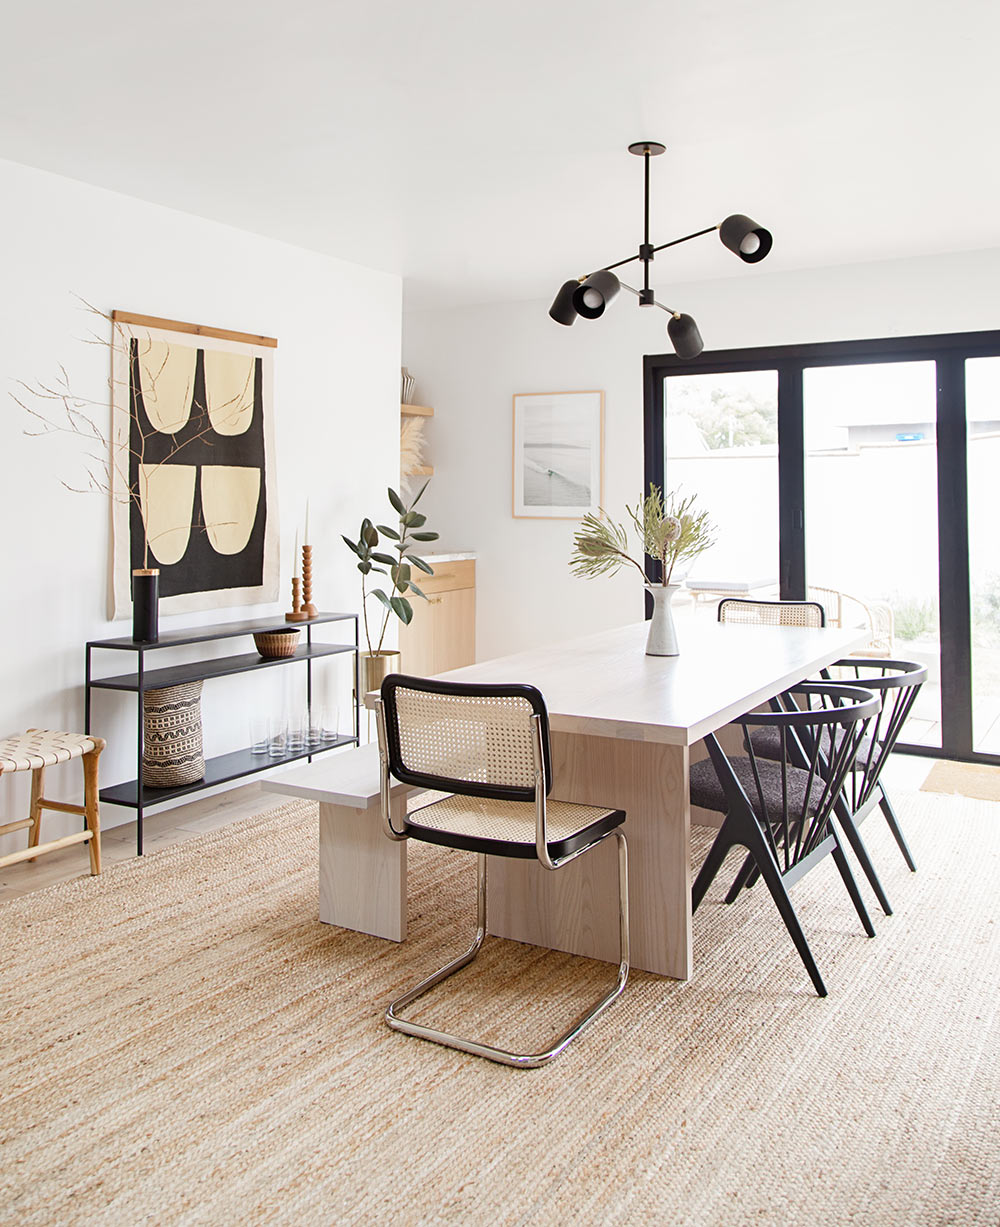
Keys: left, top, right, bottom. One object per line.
{"left": 650, "top": 225, "right": 719, "bottom": 256}
{"left": 585, "top": 251, "right": 643, "bottom": 277}
{"left": 618, "top": 281, "right": 678, "bottom": 317}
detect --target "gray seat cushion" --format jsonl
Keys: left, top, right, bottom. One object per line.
{"left": 747, "top": 725, "right": 880, "bottom": 771}
{"left": 690, "top": 754, "right": 826, "bottom": 822}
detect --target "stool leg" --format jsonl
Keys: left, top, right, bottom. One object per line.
{"left": 27, "top": 766, "right": 45, "bottom": 860}
{"left": 83, "top": 747, "right": 102, "bottom": 876}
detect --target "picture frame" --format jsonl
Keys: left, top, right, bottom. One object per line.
{"left": 511, "top": 390, "right": 604, "bottom": 519}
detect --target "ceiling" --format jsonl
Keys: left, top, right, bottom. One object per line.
{"left": 3, "top": 1, "right": 998, "bottom": 310}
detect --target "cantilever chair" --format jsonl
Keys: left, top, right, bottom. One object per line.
{"left": 690, "top": 682, "right": 881, "bottom": 997}
{"left": 374, "top": 674, "right": 629, "bottom": 1069}
{"left": 718, "top": 596, "right": 826, "bottom": 628}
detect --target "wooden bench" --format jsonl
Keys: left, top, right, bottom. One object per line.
{"left": 264, "top": 743, "right": 414, "bottom": 941}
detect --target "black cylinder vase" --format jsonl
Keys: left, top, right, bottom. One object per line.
{"left": 132, "top": 568, "right": 160, "bottom": 643}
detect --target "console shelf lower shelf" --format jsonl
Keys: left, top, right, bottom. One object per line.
{"left": 101, "top": 736, "right": 356, "bottom": 809}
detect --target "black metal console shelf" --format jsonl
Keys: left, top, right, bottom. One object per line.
{"left": 85, "top": 612, "right": 360, "bottom": 855}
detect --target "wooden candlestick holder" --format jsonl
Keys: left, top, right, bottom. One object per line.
{"left": 285, "top": 576, "right": 309, "bottom": 622}
{"left": 301, "top": 544, "right": 318, "bottom": 618}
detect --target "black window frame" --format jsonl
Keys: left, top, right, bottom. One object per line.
{"left": 643, "top": 328, "right": 1000, "bottom": 764}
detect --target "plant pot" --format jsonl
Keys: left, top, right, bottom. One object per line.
{"left": 358, "top": 650, "right": 402, "bottom": 698}
{"left": 645, "top": 584, "right": 682, "bottom": 656}
{"left": 132, "top": 568, "right": 159, "bottom": 643}
{"left": 142, "top": 680, "right": 205, "bottom": 788}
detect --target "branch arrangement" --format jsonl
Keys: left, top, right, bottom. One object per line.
{"left": 570, "top": 484, "right": 715, "bottom": 586}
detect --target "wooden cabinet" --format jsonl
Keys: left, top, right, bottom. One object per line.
{"left": 398, "top": 559, "right": 475, "bottom": 676}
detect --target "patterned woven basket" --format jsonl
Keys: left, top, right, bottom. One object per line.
{"left": 253, "top": 628, "right": 300, "bottom": 658}
{"left": 142, "top": 681, "right": 205, "bottom": 788}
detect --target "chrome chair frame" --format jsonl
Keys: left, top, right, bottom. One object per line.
{"left": 374, "top": 677, "right": 629, "bottom": 1069}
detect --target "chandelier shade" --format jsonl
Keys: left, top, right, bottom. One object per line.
{"left": 548, "top": 143, "right": 772, "bottom": 357}
{"left": 719, "top": 213, "right": 773, "bottom": 264}
{"left": 549, "top": 280, "right": 580, "bottom": 326}
{"left": 667, "top": 313, "right": 704, "bottom": 361}
{"left": 571, "top": 270, "right": 620, "bottom": 320}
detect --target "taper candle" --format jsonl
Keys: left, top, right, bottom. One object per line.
{"left": 293, "top": 528, "right": 300, "bottom": 579}
{"left": 304, "top": 498, "right": 310, "bottom": 546}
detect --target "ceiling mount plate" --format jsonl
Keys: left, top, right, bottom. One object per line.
{"left": 628, "top": 141, "right": 666, "bottom": 157}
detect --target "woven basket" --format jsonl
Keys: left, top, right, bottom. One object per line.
{"left": 253, "top": 628, "right": 300, "bottom": 659}
{"left": 142, "top": 681, "right": 205, "bottom": 789}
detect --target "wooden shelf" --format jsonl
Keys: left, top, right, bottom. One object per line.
{"left": 401, "top": 403, "right": 434, "bottom": 417}
{"left": 406, "top": 465, "right": 434, "bottom": 477}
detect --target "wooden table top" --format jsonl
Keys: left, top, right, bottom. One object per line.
{"left": 366, "top": 620, "right": 868, "bottom": 747}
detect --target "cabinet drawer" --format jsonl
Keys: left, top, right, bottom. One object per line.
{"left": 418, "top": 559, "right": 475, "bottom": 595}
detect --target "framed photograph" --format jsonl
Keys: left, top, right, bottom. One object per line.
{"left": 109, "top": 310, "right": 280, "bottom": 618}
{"left": 511, "top": 390, "right": 604, "bottom": 519}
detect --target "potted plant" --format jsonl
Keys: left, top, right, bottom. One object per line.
{"left": 570, "top": 484, "right": 715, "bottom": 655}
{"left": 343, "top": 481, "right": 438, "bottom": 692}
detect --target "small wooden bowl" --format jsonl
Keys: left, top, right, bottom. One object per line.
{"left": 254, "top": 628, "right": 300, "bottom": 659}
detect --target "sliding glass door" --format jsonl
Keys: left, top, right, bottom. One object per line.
{"left": 803, "top": 361, "right": 941, "bottom": 747}
{"left": 644, "top": 329, "right": 1000, "bottom": 763}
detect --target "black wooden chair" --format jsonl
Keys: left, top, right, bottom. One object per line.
{"left": 746, "top": 658, "right": 927, "bottom": 915}
{"left": 690, "top": 682, "right": 881, "bottom": 997}
{"left": 373, "top": 674, "right": 629, "bottom": 1068}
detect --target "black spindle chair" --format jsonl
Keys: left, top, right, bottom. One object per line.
{"left": 690, "top": 682, "right": 881, "bottom": 997}
{"left": 744, "top": 659, "right": 928, "bottom": 916}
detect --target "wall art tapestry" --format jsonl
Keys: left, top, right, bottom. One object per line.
{"left": 511, "top": 390, "right": 604, "bottom": 519}
{"left": 110, "top": 311, "right": 279, "bottom": 617}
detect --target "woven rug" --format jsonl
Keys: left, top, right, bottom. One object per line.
{"left": 921, "top": 758, "right": 1000, "bottom": 801}
{"left": 2, "top": 793, "right": 999, "bottom": 1226}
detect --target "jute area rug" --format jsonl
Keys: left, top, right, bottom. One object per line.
{"left": 2, "top": 792, "right": 998, "bottom": 1226}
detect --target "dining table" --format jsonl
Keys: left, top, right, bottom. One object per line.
{"left": 374, "top": 618, "right": 868, "bottom": 980}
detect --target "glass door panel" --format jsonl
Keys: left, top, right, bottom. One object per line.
{"left": 966, "top": 357, "right": 1000, "bottom": 753}
{"left": 803, "top": 362, "right": 941, "bottom": 747}
{"left": 663, "top": 370, "right": 779, "bottom": 622}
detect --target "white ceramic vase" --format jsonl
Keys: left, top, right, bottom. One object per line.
{"left": 645, "top": 584, "right": 681, "bottom": 656}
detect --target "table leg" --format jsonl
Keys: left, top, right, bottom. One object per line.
{"left": 318, "top": 797, "right": 408, "bottom": 941}
{"left": 486, "top": 733, "right": 691, "bottom": 979}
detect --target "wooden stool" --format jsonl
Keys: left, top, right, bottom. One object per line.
{"left": 0, "top": 730, "right": 105, "bottom": 875}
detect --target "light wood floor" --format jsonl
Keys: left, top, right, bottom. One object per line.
{"left": 0, "top": 784, "right": 281, "bottom": 902}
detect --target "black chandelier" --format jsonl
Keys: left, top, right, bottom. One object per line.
{"left": 548, "top": 141, "right": 772, "bottom": 358}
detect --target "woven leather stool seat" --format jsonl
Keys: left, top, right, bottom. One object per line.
{"left": 0, "top": 728, "right": 105, "bottom": 876}
{"left": 406, "top": 793, "right": 624, "bottom": 859}
{"left": 0, "top": 729, "right": 99, "bottom": 775}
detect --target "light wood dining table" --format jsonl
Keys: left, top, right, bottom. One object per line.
{"left": 375, "top": 618, "right": 867, "bottom": 980}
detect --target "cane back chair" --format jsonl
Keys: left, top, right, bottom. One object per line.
{"left": 718, "top": 597, "right": 826, "bottom": 628}
{"left": 374, "top": 675, "right": 629, "bottom": 1068}
{"left": 690, "top": 682, "right": 881, "bottom": 997}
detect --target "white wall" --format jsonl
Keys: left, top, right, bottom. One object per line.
{"left": 403, "top": 247, "right": 1000, "bottom": 662}
{"left": 0, "top": 157, "right": 401, "bottom": 854}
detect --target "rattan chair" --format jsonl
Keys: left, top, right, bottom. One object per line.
{"left": 690, "top": 682, "right": 881, "bottom": 997}
{"left": 747, "top": 659, "right": 927, "bottom": 910}
{"left": 374, "top": 674, "right": 629, "bottom": 1068}
{"left": 718, "top": 597, "right": 826, "bottom": 628}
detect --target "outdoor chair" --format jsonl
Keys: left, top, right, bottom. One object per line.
{"left": 690, "top": 682, "right": 881, "bottom": 997}
{"left": 374, "top": 674, "right": 629, "bottom": 1068}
